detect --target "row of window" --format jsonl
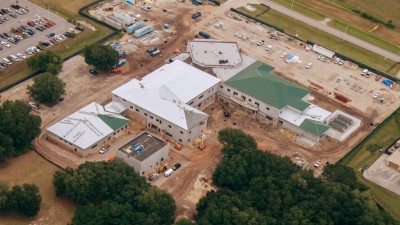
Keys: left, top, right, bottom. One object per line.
{"left": 220, "top": 85, "right": 270, "bottom": 110}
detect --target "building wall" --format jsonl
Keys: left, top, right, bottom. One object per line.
{"left": 387, "top": 161, "right": 400, "bottom": 171}
{"left": 218, "top": 84, "right": 280, "bottom": 120}
{"left": 187, "top": 83, "right": 219, "bottom": 109}
{"left": 113, "top": 95, "right": 207, "bottom": 145}
{"left": 116, "top": 144, "right": 170, "bottom": 175}
{"left": 281, "top": 120, "right": 320, "bottom": 142}
{"left": 139, "top": 144, "right": 170, "bottom": 175}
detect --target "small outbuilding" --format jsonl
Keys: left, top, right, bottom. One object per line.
{"left": 116, "top": 132, "right": 169, "bottom": 175}
{"left": 387, "top": 149, "right": 400, "bottom": 171}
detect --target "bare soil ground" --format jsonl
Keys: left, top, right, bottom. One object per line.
{"left": 0, "top": 151, "right": 75, "bottom": 225}
{"left": 1, "top": 0, "right": 399, "bottom": 222}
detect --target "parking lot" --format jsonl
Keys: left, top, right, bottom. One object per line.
{"left": 0, "top": 0, "right": 75, "bottom": 68}
{"left": 364, "top": 154, "right": 400, "bottom": 196}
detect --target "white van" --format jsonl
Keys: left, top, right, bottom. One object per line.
{"left": 164, "top": 168, "right": 174, "bottom": 177}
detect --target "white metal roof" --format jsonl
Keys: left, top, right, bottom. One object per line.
{"left": 112, "top": 60, "right": 217, "bottom": 130}
{"left": 135, "top": 60, "right": 220, "bottom": 103}
{"left": 279, "top": 104, "right": 332, "bottom": 126}
{"left": 104, "top": 101, "right": 127, "bottom": 114}
{"left": 188, "top": 39, "right": 243, "bottom": 68}
{"left": 47, "top": 102, "right": 129, "bottom": 150}
{"left": 312, "top": 44, "right": 335, "bottom": 59}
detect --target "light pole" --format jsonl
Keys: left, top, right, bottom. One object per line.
{"left": 343, "top": 25, "right": 349, "bottom": 41}
{"left": 290, "top": 0, "right": 295, "bottom": 10}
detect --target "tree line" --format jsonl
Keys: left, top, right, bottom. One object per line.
{"left": 53, "top": 160, "right": 176, "bottom": 225}
{"left": 194, "top": 129, "right": 398, "bottom": 225}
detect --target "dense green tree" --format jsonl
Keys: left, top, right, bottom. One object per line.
{"left": 218, "top": 129, "right": 257, "bottom": 155}
{"left": 0, "top": 134, "right": 14, "bottom": 163}
{"left": 72, "top": 201, "right": 134, "bottom": 225}
{"left": 197, "top": 129, "right": 398, "bottom": 225}
{"left": 133, "top": 186, "right": 176, "bottom": 225}
{"left": 27, "top": 73, "right": 66, "bottom": 104}
{"left": 27, "top": 51, "right": 62, "bottom": 74}
{"left": 174, "top": 219, "right": 195, "bottom": 225}
{"left": 0, "top": 100, "right": 41, "bottom": 162}
{"left": 0, "top": 182, "right": 41, "bottom": 217}
{"left": 0, "top": 182, "right": 8, "bottom": 214}
{"left": 54, "top": 160, "right": 175, "bottom": 224}
{"left": 83, "top": 44, "right": 119, "bottom": 71}
{"left": 322, "top": 164, "right": 367, "bottom": 191}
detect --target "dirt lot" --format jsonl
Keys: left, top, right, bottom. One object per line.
{"left": 1, "top": 0, "right": 399, "bottom": 222}
{"left": 0, "top": 151, "right": 75, "bottom": 225}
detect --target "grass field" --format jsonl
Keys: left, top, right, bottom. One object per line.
{"left": 340, "top": 113, "right": 400, "bottom": 220}
{"left": 236, "top": 5, "right": 400, "bottom": 77}
{"left": 0, "top": 0, "right": 114, "bottom": 90}
{"left": 271, "top": 0, "right": 400, "bottom": 56}
{"left": 0, "top": 151, "right": 75, "bottom": 225}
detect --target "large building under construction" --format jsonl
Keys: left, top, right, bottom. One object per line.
{"left": 112, "top": 60, "right": 221, "bottom": 145}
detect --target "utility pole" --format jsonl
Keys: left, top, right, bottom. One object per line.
{"left": 290, "top": 0, "right": 295, "bottom": 10}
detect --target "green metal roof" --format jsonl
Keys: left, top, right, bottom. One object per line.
{"left": 225, "top": 61, "right": 310, "bottom": 111}
{"left": 98, "top": 114, "right": 129, "bottom": 131}
{"left": 299, "top": 119, "right": 330, "bottom": 137}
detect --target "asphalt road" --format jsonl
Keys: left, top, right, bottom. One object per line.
{"left": 263, "top": 0, "right": 400, "bottom": 63}
{"left": 0, "top": 0, "right": 73, "bottom": 62}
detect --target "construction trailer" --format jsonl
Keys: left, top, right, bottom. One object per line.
{"left": 126, "top": 21, "right": 146, "bottom": 33}
{"left": 133, "top": 25, "right": 154, "bottom": 38}
{"left": 312, "top": 44, "right": 335, "bottom": 59}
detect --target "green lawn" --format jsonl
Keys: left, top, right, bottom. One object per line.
{"left": 270, "top": 0, "right": 400, "bottom": 56}
{"left": 0, "top": 0, "right": 115, "bottom": 90}
{"left": 340, "top": 113, "right": 400, "bottom": 220}
{"left": 330, "top": 20, "right": 400, "bottom": 56}
{"left": 236, "top": 5, "right": 400, "bottom": 77}
{"left": 270, "top": 0, "right": 326, "bottom": 20}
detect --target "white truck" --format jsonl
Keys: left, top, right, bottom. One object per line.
{"left": 164, "top": 168, "right": 174, "bottom": 177}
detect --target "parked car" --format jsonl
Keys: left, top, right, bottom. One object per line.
{"left": 148, "top": 173, "right": 159, "bottom": 181}
{"left": 28, "top": 102, "right": 38, "bottom": 109}
{"left": 305, "top": 63, "right": 312, "bottom": 69}
{"left": 265, "top": 45, "right": 272, "bottom": 51}
{"left": 89, "top": 69, "right": 99, "bottom": 75}
{"left": 99, "top": 145, "right": 110, "bottom": 154}
{"left": 172, "top": 163, "right": 181, "bottom": 170}
{"left": 198, "top": 31, "right": 210, "bottom": 39}
{"left": 149, "top": 48, "right": 160, "bottom": 57}
{"left": 191, "top": 12, "right": 201, "bottom": 19}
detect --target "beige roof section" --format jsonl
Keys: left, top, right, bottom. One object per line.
{"left": 387, "top": 149, "right": 400, "bottom": 167}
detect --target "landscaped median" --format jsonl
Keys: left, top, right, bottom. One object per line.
{"left": 233, "top": 4, "right": 400, "bottom": 78}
